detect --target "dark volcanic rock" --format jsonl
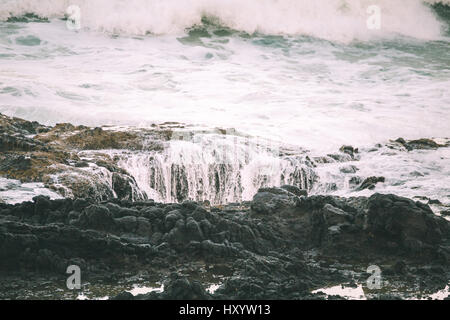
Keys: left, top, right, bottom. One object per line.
{"left": 280, "top": 185, "right": 308, "bottom": 197}
{"left": 78, "top": 205, "right": 116, "bottom": 231}
{"left": 161, "top": 275, "right": 211, "bottom": 300}
{"left": 394, "top": 138, "right": 448, "bottom": 151}
{"left": 110, "top": 291, "right": 134, "bottom": 300}
{"left": 356, "top": 176, "right": 385, "bottom": 191}
{"left": 339, "top": 145, "right": 358, "bottom": 158}
{"left": 340, "top": 165, "right": 358, "bottom": 174}
{"left": 0, "top": 186, "right": 449, "bottom": 300}
{"left": 112, "top": 173, "right": 137, "bottom": 201}
{"left": 251, "top": 187, "right": 299, "bottom": 215}
{"left": 367, "top": 193, "right": 447, "bottom": 251}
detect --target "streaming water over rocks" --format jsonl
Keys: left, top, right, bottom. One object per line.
{"left": 1, "top": 1, "right": 450, "bottom": 301}
{"left": 1, "top": 2, "right": 449, "bottom": 155}
{"left": 116, "top": 132, "right": 316, "bottom": 204}
{"left": 1, "top": 113, "right": 449, "bottom": 213}
{"left": 0, "top": 113, "right": 318, "bottom": 204}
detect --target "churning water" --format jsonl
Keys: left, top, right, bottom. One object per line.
{"left": 0, "top": 0, "right": 449, "bottom": 205}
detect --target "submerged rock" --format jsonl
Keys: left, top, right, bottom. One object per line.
{"left": 280, "top": 185, "right": 308, "bottom": 197}
{"left": 356, "top": 176, "right": 385, "bottom": 191}
{"left": 393, "top": 138, "right": 448, "bottom": 151}
{"left": 339, "top": 145, "right": 359, "bottom": 158}
{"left": 160, "top": 275, "right": 211, "bottom": 300}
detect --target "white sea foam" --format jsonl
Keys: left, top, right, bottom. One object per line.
{"left": 0, "top": 177, "right": 63, "bottom": 204}
{"left": 0, "top": 1, "right": 449, "bottom": 204}
{"left": 1, "top": 16, "right": 449, "bottom": 151}
{"left": 312, "top": 144, "right": 450, "bottom": 206}
{"left": 0, "top": 0, "right": 448, "bottom": 42}
{"left": 312, "top": 284, "right": 367, "bottom": 300}
{"left": 116, "top": 134, "right": 314, "bottom": 204}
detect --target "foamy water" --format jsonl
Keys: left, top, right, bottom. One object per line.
{"left": 0, "top": 177, "right": 62, "bottom": 204}
{"left": 0, "top": 0, "right": 448, "bottom": 41}
{"left": 0, "top": 1, "right": 449, "bottom": 204}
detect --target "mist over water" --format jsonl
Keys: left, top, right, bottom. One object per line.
{"left": 0, "top": 1, "right": 449, "bottom": 204}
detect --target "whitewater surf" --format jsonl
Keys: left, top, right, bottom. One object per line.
{"left": 1, "top": 0, "right": 450, "bottom": 303}
{"left": 1, "top": 0, "right": 449, "bottom": 205}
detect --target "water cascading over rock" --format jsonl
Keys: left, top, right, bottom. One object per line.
{"left": 117, "top": 132, "right": 316, "bottom": 204}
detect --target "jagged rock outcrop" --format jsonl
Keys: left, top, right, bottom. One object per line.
{"left": 0, "top": 188, "right": 448, "bottom": 299}
{"left": 393, "top": 138, "right": 449, "bottom": 151}
{"left": 0, "top": 113, "right": 173, "bottom": 201}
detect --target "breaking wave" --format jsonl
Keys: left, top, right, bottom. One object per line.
{"left": 1, "top": 0, "right": 449, "bottom": 42}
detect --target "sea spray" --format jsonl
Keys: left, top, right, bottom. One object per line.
{"left": 0, "top": 0, "right": 448, "bottom": 42}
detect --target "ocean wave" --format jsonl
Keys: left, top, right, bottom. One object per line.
{"left": 0, "top": 0, "right": 449, "bottom": 42}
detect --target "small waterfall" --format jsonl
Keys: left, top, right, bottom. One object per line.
{"left": 117, "top": 132, "right": 316, "bottom": 204}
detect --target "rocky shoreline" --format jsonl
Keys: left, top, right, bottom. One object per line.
{"left": 2, "top": 113, "right": 450, "bottom": 207}
{"left": 0, "top": 113, "right": 449, "bottom": 300}
{"left": 0, "top": 113, "right": 175, "bottom": 202}
{"left": 0, "top": 187, "right": 449, "bottom": 300}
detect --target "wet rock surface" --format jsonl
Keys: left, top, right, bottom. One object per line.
{"left": 0, "top": 113, "right": 174, "bottom": 202}
{"left": 0, "top": 188, "right": 448, "bottom": 300}
{"left": 2, "top": 113, "right": 449, "bottom": 207}
{"left": 393, "top": 138, "right": 449, "bottom": 151}
{"left": 0, "top": 114, "right": 317, "bottom": 204}
{"left": 1, "top": 113, "right": 449, "bottom": 299}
